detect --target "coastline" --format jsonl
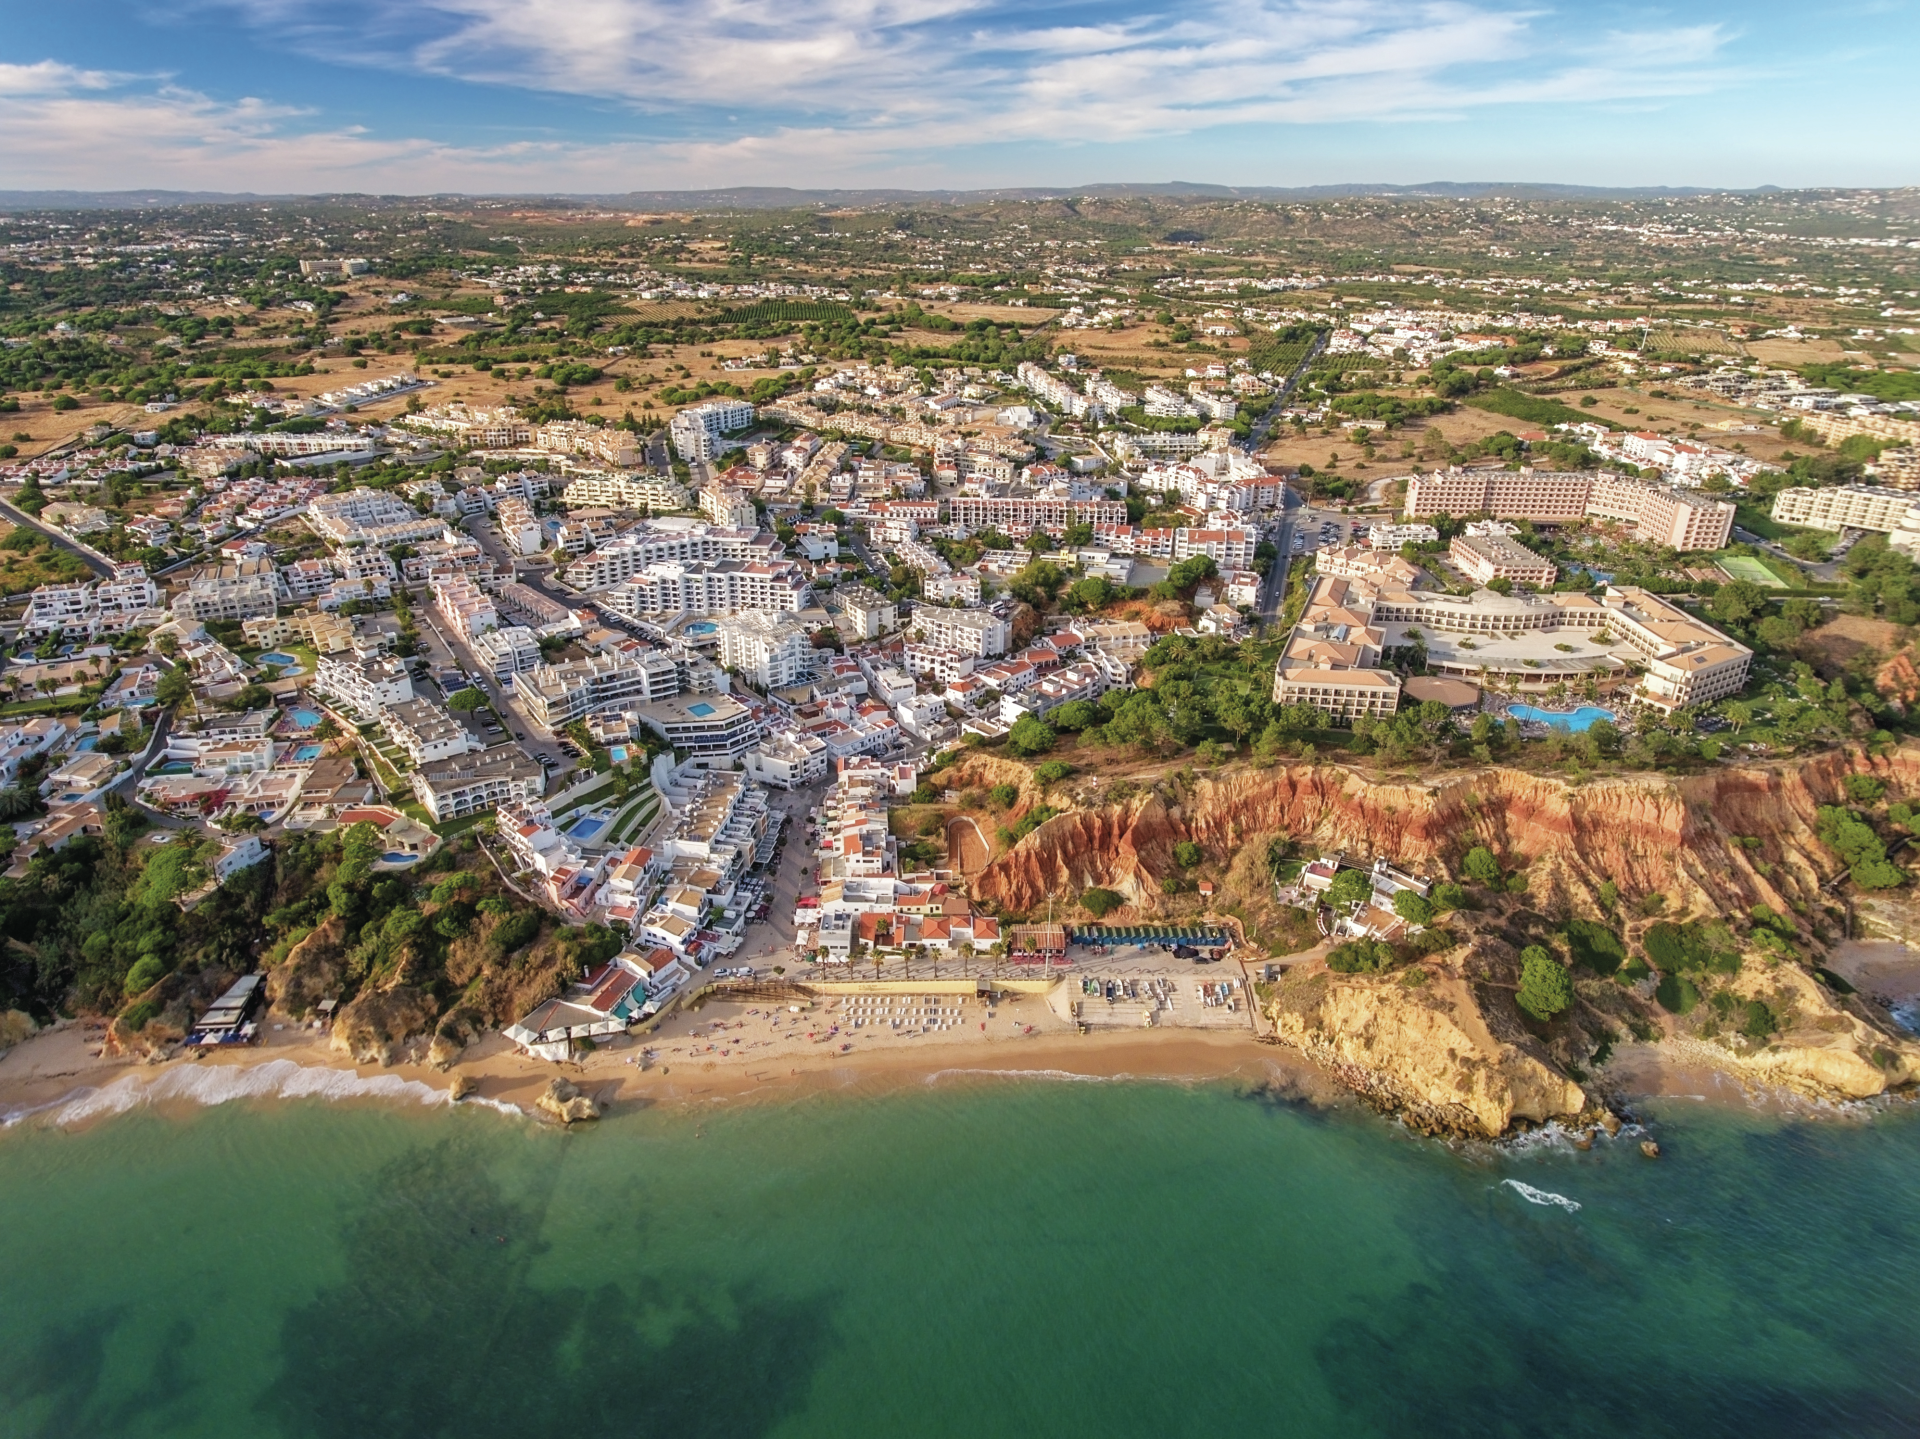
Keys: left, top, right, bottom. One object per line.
{"left": 0, "top": 1005, "right": 1320, "bottom": 1132}
{"left": 6, "top": 937, "right": 1917, "bottom": 1134}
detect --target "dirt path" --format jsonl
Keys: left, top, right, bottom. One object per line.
{"left": 947, "top": 815, "right": 991, "bottom": 875}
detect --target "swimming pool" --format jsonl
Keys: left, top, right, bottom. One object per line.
{"left": 381, "top": 852, "right": 420, "bottom": 865}
{"left": 293, "top": 743, "right": 323, "bottom": 762}
{"left": 259, "top": 652, "right": 299, "bottom": 668}
{"left": 568, "top": 817, "right": 605, "bottom": 841}
{"left": 1508, "top": 704, "right": 1615, "bottom": 732}
{"left": 292, "top": 709, "right": 322, "bottom": 728}
{"left": 684, "top": 621, "right": 717, "bottom": 636}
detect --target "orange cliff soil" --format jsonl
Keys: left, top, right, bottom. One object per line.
{"left": 955, "top": 746, "right": 1920, "bottom": 924}
{"left": 939, "top": 745, "right": 1920, "bottom": 1129}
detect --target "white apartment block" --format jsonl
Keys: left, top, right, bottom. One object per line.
{"left": 1769, "top": 485, "right": 1920, "bottom": 534}
{"left": 1143, "top": 384, "right": 1199, "bottom": 419}
{"left": 513, "top": 651, "right": 681, "bottom": 728}
{"left": 535, "top": 421, "right": 642, "bottom": 468}
{"left": 21, "top": 564, "right": 162, "bottom": 637}
{"left": 1449, "top": 533, "right": 1557, "bottom": 588}
{"left": 946, "top": 496, "right": 1128, "bottom": 538}
{"left": 315, "top": 654, "right": 413, "bottom": 720}
{"left": 597, "top": 558, "right": 810, "bottom": 618}
{"left": 410, "top": 746, "right": 544, "bottom": 822}
{"left": 1016, "top": 361, "right": 1096, "bottom": 419}
{"left": 715, "top": 611, "right": 815, "bottom": 689}
{"left": 278, "top": 558, "right": 335, "bottom": 602}
{"left": 922, "top": 572, "right": 982, "bottom": 605}
{"left": 745, "top": 730, "right": 830, "bottom": 789}
{"left": 1366, "top": 523, "right": 1440, "bottom": 551}
{"left": 833, "top": 584, "right": 895, "bottom": 641}
{"left": 902, "top": 644, "right": 977, "bottom": 685}
{"left": 308, "top": 489, "right": 447, "bottom": 547}
{"left": 380, "top": 697, "right": 479, "bottom": 767}
{"left": 669, "top": 400, "right": 755, "bottom": 462}
{"left": 912, "top": 604, "right": 1011, "bottom": 658}
{"left": 494, "top": 496, "right": 543, "bottom": 556}
{"left": 699, "top": 484, "right": 758, "bottom": 530}
{"left": 1404, "top": 468, "right": 1733, "bottom": 550}
{"left": 471, "top": 624, "right": 544, "bottom": 680}
{"left": 433, "top": 573, "right": 499, "bottom": 639}
{"left": 173, "top": 560, "right": 280, "bottom": 623}
{"left": 559, "top": 519, "right": 775, "bottom": 591}
{"left": 1173, "top": 528, "right": 1257, "bottom": 571}
{"left": 560, "top": 471, "right": 690, "bottom": 512}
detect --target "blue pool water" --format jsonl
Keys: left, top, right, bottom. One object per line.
{"left": 293, "top": 744, "right": 322, "bottom": 762}
{"left": 684, "top": 621, "right": 717, "bottom": 636}
{"left": 608, "top": 745, "right": 629, "bottom": 764}
{"left": 381, "top": 852, "right": 419, "bottom": 865}
{"left": 568, "top": 817, "right": 605, "bottom": 841}
{"left": 76, "top": 736, "right": 97, "bottom": 751}
{"left": 258, "top": 652, "right": 299, "bottom": 667}
{"left": 688, "top": 701, "right": 716, "bottom": 717}
{"left": 291, "top": 709, "right": 321, "bottom": 728}
{"left": 1508, "top": 704, "right": 1615, "bottom": 732}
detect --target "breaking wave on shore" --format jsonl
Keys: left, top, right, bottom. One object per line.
{"left": 2, "top": 1058, "right": 522, "bottom": 1128}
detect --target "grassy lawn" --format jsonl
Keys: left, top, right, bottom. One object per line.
{"left": 432, "top": 810, "right": 490, "bottom": 839}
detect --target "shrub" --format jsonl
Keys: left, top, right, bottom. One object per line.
{"left": 1596, "top": 880, "right": 1620, "bottom": 911}
{"left": 1172, "top": 841, "right": 1202, "bottom": 869}
{"left": 1326, "top": 868, "right": 1373, "bottom": 908}
{"left": 1392, "top": 890, "right": 1433, "bottom": 926}
{"left": 988, "top": 783, "right": 1019, "bottom": 810}
{"left": 1430, "top": 881, "right": 1468, "bottom": 912}
{"left": 1656, "top": 973, "right": 1700, "bottom": 1014}
{"left": 1081, "top": 888, "right": 1124, "bottom": 918}
{"left": 1463, "top": 846, "right": 1502, "bottom": 885}
{"left": 1844, "top": 774, "right": 1886, "bottom": 803}
{"left": 1741, "top": 999, "right": 1777, "bottom": 1039}
{"left": 1563, "top": 918, "right": 1625, "bottom": 975}
{"left": 1007, "top": 714, "right": 1057, "bottom": 756}
{"left": 123, "top": 953, "right": 168, "bottom": 996}
{"left": 1033, "top": 760, "right": 1074, "bottom": 783}
{"left": 119, "top": 998, "right": 161, "bottom": 1031}
{"left": 1326, "top": 939, "right": 1396, "bottom": 973}
{"left": 1516, "top": 945, "right": 1572, "bottom": 1021}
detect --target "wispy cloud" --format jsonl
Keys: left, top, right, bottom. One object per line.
{"left": 0, "top": 2, "right": 1800, "bottom": 190}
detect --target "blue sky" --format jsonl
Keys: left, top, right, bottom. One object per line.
{"left": 1, "top": 0, "right": 1915, "bottom": 193}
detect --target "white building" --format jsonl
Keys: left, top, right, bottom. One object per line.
{"left": 380, "top": 697, "right": 480, "bottom": 767}
{"left": 410, "top": 745, "right": 543, "bottom": 821}
{"left": 912, "top": 604, "right": 1011, "bottom": 658}
{"left": 669, "top": 400, "right": 755, "bottom": 461}
{"left": 471, "top": 625, "right": 544, "bottom": 680}
{"left": 1770, "top": 485, "right": 1920, "bottom": 535}
{"left": 172, "top": 560, "right": 280, "bottom": 623}
{"left": 314, "top": 654, "right": 414, "bottom": 721}
{"left": 715, "top": 611, "right": 815, "bottom": 690}
{"left": 560, "top": 471, "right": 690, "bottom": 512}
{"left": 513, "top": 651, "right": 682, "bottom": 728}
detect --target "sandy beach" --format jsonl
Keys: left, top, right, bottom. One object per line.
{"left": 0, "top": 983, "right": 1316, "bottom": 1128}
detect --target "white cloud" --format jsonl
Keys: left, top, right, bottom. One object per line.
{"left": 0, "top": 3, "right": 1770, "bottom": 191}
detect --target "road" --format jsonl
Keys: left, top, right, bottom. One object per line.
{"left": 1239, "top": 329, "right": 1329, "bottom": 457}
{"left": 0, "top": 496, "right": 114, "bottom": 580}
{"left": 734, "top": 777, "right": 831, "bottom": 968}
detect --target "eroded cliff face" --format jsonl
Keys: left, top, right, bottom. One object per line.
{"left": 1267, "top": 968, "right": 1588, "bottom": 1138}
{"left": 946, "top": 746, "right": 1920, "bottom": 1127}
{"left": 959, "top": 748, "right": 1920, "bottom": 922}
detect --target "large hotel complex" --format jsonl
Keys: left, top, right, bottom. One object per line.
{"left": 1405, "top": 468, "right": 1736, "bottom": 551}
{"left": 1273, "top": 465, "right": 1754, "bottom": 720}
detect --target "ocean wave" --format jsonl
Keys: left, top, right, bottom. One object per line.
{"left": 5, "top": 1059, "right": 522, "bottom": 1128}
{"left": 1501, "top": 1179, "right": 1582, "bottom": 1212}
{"left": 921, "top": 1067, "right": 1124, "bottom": 1085}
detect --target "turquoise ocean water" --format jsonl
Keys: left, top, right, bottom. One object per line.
{"left": 1, "top": 1078, "right": 1915, "bottom": 1438}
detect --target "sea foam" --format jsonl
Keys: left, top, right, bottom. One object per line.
{"left": 4, "top": 1058, "right": 520, "bottom": 1128}
{"left": 1500, "top": 1179, "right": 1582, "bottom": 1212}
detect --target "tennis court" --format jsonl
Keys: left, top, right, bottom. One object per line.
{"left": 1718, "top": 556, "right": 1787, "bottom": 589}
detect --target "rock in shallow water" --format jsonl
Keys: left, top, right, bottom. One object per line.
{"left": 536, "top": 1076, "right": 602, "bottom": 1124}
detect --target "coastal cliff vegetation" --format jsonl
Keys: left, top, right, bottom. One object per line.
{"left": 0, "top": 805, "right": 609, "bottom": 1064}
